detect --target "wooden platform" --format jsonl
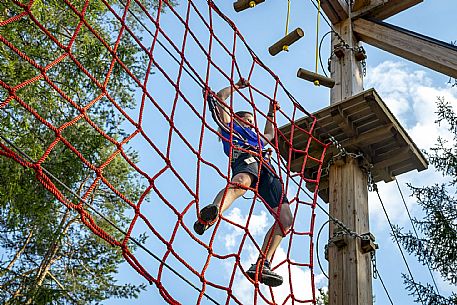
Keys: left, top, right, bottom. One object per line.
{"left": 278, "top": 88, "right": 428, "bottom": 202}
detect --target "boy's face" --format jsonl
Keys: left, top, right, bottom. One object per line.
{"left": 240, "top": 114, "right": 254, "bottom": 128}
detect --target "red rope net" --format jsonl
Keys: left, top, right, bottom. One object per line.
{"left": 0, "top": 0, "right": 328, "bottom": 304}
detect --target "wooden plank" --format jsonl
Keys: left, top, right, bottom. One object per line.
{"left": 352, "top": 0, "right": 423, "bottom": 20}
{"left": 354, "top": 116, "right": 381, "bottom": 134}
{"left": 330, "top": 106, "right": 356, "bottom": 137}
{"left": 353, "top": 18, "right": 457, "bottom": 78}
{"left": 321, "top": 0, "right": 348, "bottom": 24}
{"left": 372, "top": 146, "right": 410, "bottom": 168}
{"left": 341, "top": 123, "right": 394, "bottom": 148}
{"left": 369, "top": 89, "right": 428, "bottom": 171}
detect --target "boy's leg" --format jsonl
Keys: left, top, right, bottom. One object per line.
{"left": 194, "top": 172, "right": 254, "bottom": 235}
{"left": 261, "top": 203, "right": 293, "bottom": 262}
{"left": 213, "top": 172, "right": 254, "bottom": 214}
{"left": 246, "top": 167, "right": 292, "bottom": 286}
{"left": 246, "top": 204, "right": 292, "bottom": 287}
{"left": 258, "top": 166, "right": 293, "bottom": 261}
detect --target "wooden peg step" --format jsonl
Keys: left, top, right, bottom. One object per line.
{"left": 233, "top": 0, "right": 265, "bottom": 12}
{"left": 297, "top": 68, "right": 335, "bottom": 88}
{"left": 268, "top": 28, "right": 304, "bottom": 56}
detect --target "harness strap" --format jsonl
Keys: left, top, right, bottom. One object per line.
{"left": 231, "top": 146, "right": 272, "bottom": 163}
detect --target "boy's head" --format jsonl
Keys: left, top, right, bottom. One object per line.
{"left": 235, "top": 111, "right": 254, "bottom": 127}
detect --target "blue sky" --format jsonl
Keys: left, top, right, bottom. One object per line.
{"left": 102, "top": 0, "right": 457, "bottom": 304}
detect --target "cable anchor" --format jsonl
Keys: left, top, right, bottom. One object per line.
{"left": 360, "top": 232, "right": 379, "bottom": 254}
{"left": 354, "top": 46, "right": 367, "bottom": 61}
{"left": 333, "top": 42, "right": 346, "bottom": 59}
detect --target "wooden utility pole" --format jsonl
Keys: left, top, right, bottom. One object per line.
{"left": 279, "top": 0, "right": 457, "bottom": 304}
{"left": 320, "top": 0, "right": 454, "bottom": 303}
{"left": 326, "top": 3, "right": 371, "bottom": 302}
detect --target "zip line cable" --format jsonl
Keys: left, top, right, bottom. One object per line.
{"left": 316, "top": 220, "right": 329, "bottom": 279}
{"left": 318, "top": 31, "right": 333, "bottom": 77}
{"left": 0, "top": 130, "right": 222, "bottom": 305}
{"left": 374, "top": 184, "right": 426, "bottom": 305}
{"left": 395, "top": 179, "right": 440, "bottom": 293}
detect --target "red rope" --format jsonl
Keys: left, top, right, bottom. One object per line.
{"left": 0, "top": 1, "right": 329, "bottom": 304}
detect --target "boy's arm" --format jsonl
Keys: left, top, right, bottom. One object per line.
{"left": 216, "top": 79, "right": 249, "bottom": 124}
{"left": 263, "top": 101, "right": 279, "bottom": 142}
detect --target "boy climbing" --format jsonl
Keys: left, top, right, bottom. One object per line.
{"left": 194, "top": 79, "right": 293, "bottom": 287}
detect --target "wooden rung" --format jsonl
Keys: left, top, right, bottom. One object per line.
{"left": 268, "top": 28, "right": 304, "bottom": 56}
{"left": 297, "top": 68, "right": 335, "bottom": 88}
{"left": 233, "top": 0, "right": 265, "bottom": 12}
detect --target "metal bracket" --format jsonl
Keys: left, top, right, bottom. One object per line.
{"left": 360, "top": 232, "right": 379, "bottom": 254}
{"left": 354, "top": 46, "right": 367, "bottom": 61}
{"left": 334, "top": 43, "right": 346, "bottom": 59}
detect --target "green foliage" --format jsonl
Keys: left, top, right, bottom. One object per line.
{"left": 402, "top": 275, "right": 457, "bottom": 305}
{"left": 316, "top": 288, "right": 329, "bottom": 305}
{"left": 396, "top": 97, "right": 457, "bottom": 305}
{"left": 0, "top": 0, "right": 169, "bottom": 303}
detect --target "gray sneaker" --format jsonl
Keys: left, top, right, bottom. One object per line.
{"left": 246, "top": 260, "right": 283, "bottom": 287}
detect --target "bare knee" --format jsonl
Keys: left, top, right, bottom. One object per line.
{"left": 229, "top": 173, "right": 253, "bottom": 196}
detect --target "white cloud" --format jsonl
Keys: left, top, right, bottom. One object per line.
{"left": 267, "top": 246, "right": 314, "bottom": 303}
{"left": 223, "top": 243, "right": 316, "bottom": 305}
{"left": 222, "top": 209, "right": 317, "bottom": 304}
{"left": 222, "top": 208, "right": 270, "bottom": 250}
{"left": 365, "top": 61, "right": 457, "bottom": 226}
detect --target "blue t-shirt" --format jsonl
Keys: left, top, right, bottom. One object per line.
{"left": 220, "top": 122, "right": 264, "bottom": 156}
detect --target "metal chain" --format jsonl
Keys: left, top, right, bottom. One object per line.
{"left": 371, "top": 249, "right": 395, "bottom": 304}
{"left": 331, "top": 219, "right": 362, "bottom": 239}
{"left": 323, "top": 150, "right": 365, "bottom": 176}
{"left": 371, "top": 251, "right": 378, "bottom": 279}
{"left": 366, "top": 164, "right": 375, "bottom": 192}
{"left": 362, "top": 59, "right": 367, "bottom": 77}
{"left": 324, "top": 136, "right": 376, "bottom": 239}
{"left": 328, "top": 135, "right": 346, "bottom": 155}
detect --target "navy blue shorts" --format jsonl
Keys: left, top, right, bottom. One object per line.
{"left": 231, "top": 152, "right": 289, "bottom": 209}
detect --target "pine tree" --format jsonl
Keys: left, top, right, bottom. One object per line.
{"left": 0, "top": 1, "right": 173, "bottom": 303}
{"left": 316, "top": 288, "right": 329, "bottom": 305}
{"left": 395, "top": 97, "right": 457, "bottom": 305}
